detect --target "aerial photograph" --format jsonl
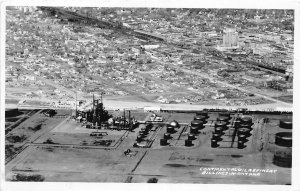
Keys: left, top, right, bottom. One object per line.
{"left": 4, "top": 6, "right": 293, "bottom": 184}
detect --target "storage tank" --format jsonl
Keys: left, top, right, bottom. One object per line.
{"left": 211, "top": 139, "right": 219, "bottom": 148}
{"left": 190, "top": 126, "right": 198, "bottom": 134}
{"left": 240, "top": 116, "right": 252, "bottom": 124}
{"left": 238, "top": 140, "right": 245, "bottom": 149}
{"left": 219, "top": 111, "right": 231, "bottom": 118}
{"left": 167, "top": 126, "right": 175, "bottom": 133}
{"left": 237, "top": 128, "right": 251, "bottom": 136}
{"left": 139, "top": 131, "right": 146, "bottom": 136}
{"left": 5, "top": 108, "right": 21, "bottom": 117}
{"left": 238, "top": 134, "right": 247, "bottom": 142}
{"left": 160, "top": 139, "right": 168, "bottom": 146}
{"left": 217, "top": 116, "right": 230, "bottom": 123}
{"left": 136, "top": 135, "right": 143, "bottom": 142}
{"left": 164, "top": 133, "right": 171, "bottom": 140}
{"left": 215, "top": 121, "right": 227, "bottom": 128}
{"left": 212, "top": 133, "right": 222, "bottom": 141}
{"left": 273, "top": 131, "right": 292, "bottom": 168}
{"left": 168, "top": 120, "right": 179, "bottom": 128}
{"left": 185, "top": 139, "right": 193, "bottom": 146}
{"left": 273, "top": 147, "right": 292, "bottom": 168}
{"left": 188, "top": 134, "right": 195, "bottom": 140}
{"left": 140, "top": 129, "right": 148, "bottom": 134}
{"left": 191, "top": 120, "right": 204, "bottom": 129}
{"left": 275, "top": 132, "right": 292, "bottom": 147}
{"left": 196, "top": 111, "right": 208, "bottom": 118}
{"left": 234, "top": 118, "right": 242, "bottom": 127}
{"left": 239, "top": 123, "right": 252, "bottom": 129}
{"left": 279, "top": 119, "right": 292, "bottom": 129}
{"left": 146, "top": 124, "right": 153, "bottom": 130}
{"left": 194, "top": 115, "right": 207, "bottom": 121}
{"left": 215, "top": 127, "right": 224, "bottom": 134}
{"left": 226, "top": 124, "right": 234, "bottom": 129}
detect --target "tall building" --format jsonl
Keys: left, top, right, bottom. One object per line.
{"left": 222, "top": 28, "right": 239, "bottom": 47}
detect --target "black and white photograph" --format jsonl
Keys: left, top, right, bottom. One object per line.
{"left": 1, "top": 0, "right": 300, "bottom": 190}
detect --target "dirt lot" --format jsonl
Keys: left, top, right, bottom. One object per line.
{"left": 7, "top": 146, "right": 146, "bottom": 182}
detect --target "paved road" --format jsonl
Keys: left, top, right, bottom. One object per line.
{"left": 6, "top": 99, "right": 292, "bottom": 112}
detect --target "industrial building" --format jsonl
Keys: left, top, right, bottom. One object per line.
{"left": 223, "top": 28, "right": 239, "bottom": 47}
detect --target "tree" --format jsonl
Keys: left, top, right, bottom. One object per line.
{"left": 11, "top": 174, "right": 45, "bottom": 182}
{"left": 147, "top": 178, "right": 158, "bottom": 183}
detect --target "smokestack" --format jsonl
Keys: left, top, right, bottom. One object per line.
{"left": 92, "top": 94, "right": 94, "bottom": 113}
{"left": 128, "top": 110, "right": 131, "bottom": 129}
{"left": 123, "top": 109, "right": 126, "bottom": 129}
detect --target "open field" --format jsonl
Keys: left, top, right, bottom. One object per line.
{"left": 7, "top": 146, "right": 146, "bottom": 182}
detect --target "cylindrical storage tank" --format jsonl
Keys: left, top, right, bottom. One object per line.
{"left": 194, "top": 115, "right": 207, "bottom": 121}
{"left": 211, "top": 139, "right": 219, "bottom": 148}
{"left": 212, "top": 133, "right": 222, "bottom": 141}
{"left": 168, "top": 120, "right": 179, "bottom": 128}
{"left": 185, "top": 139, "right": 192, "bottom": 146}
{"left": 239, "top": 123, "right": 252, "bottom": 129}
{"left": 164, "top": 133, "right": 171, "bottom": 140}
{"left": 238, "top": 134, "right": 247, "bottom": 142}
{"left": 5, "top": 108, "right": 20, "bottom": 118}
{"left": 226, "top": 124, "right": 234, "bottom": 129}
{"left": 238, "top": 140, "right": 245, "bottom": 149}
{"left": 146, "top": 124, "right": 153, "bottom": 130}
{"left": 139, "top": 132, "right": 147, "bottom": 138}
{"left": 196, "top": 111, "right": 208, "bottom": 118}
{"left": 215, "top": 127, "right": 224, "bottom": 134}
{"left": 141, "top": 129, "right": 148, "bottom": 134}
{"left": 241, "top": 116, "right": 252, "bottom": 125}
{"left": 217, "top": 116, "right": 230, "bottom": 123}
{"left": 190, "top": 126, "right": 198, "bottom": 134}
{"left": 279, "top": 119, "right": 292, "bottom": 129}
{"left": 139, "top": 131, "right": 146, "bottom": 136}
{"left": 215, "top": 121, "right": 227, "bottom": 128}
{"left": 191, "top": 120, "right": 204, "bottom": 129}
{"left": 215, "top": 121, "right": 228, "bottom": 131}
{"left": 275, "top": 132, "right": 292, "bottom": 147}
{"left": 234, "top": 118, "right": 242, "bottom": 127}
{"left": 273, "top": 147, "right": 292, "bottom": 168}
{"left": 160, "top": 139, "right": 168, "bottom": 146}
{"left": 136, "top": 135, "right": 143, "bottom": 142}
{"left": 237, "top": 128, "right": 251, "bottom": 136}
{"left": 188, "top": 134, "right": 195, "bottom": 140}
{"left": 167, "top": 126, "right": 174, "bottom": 134}
{"left": 219, "top": 111, "right": 231, "bottom": 118}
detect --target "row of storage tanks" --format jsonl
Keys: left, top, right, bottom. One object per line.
{"left": 211, "top": 112, "right": 253, "bottom": 149}
{"left": 136, "top": 124, "right": 153, "bottom": 143}
{"left": 210, "top": 114, "right": 293, "bottom": 168}
{"left": 273, "top": 118, "right": 292, "bottom": 168}
{"left": 159, "top": 111, "right": 292, "bottom": 168}
{"left": 160, "top": 111, "right": 209, "bottom": 146}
